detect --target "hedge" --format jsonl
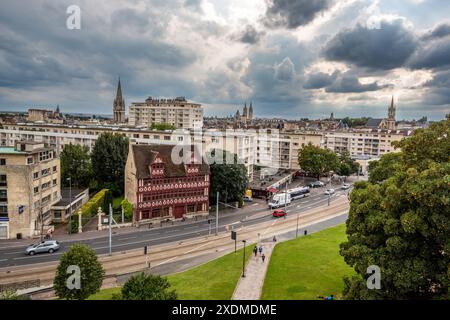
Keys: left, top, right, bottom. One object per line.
{"left": 77, "top": 188, "right": 110, "bottom": 227}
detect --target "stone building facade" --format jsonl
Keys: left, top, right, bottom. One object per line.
{"left": 0, "top": 141, "right": 61, "bottom": 239}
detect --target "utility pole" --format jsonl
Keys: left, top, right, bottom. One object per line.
{"left": 242, "top": 240, "right": 247, "bottom": 278}
{"left": 67, "top": 177, "right": 72, "bottom": 235}
{"left": 284, "top": 180, "right": 288, "bottom": 218}
{"left": 109, "top": 203, "right": 112, "bottom": 256}
{"left": 215, "top": 191, "right": 219, "bottom": 236}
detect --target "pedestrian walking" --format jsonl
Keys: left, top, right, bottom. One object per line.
{"left": 253, "top": 246, "right": 258, "bottom": 257}
{"left": 262, "top": 253, "right": 266, "bottom": 263}
{"left": 258, "top": 245, "right": 263, "bottom": 255}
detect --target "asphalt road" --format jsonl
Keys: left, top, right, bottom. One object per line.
{"left": 0, "top": 185, "right": 351, "bottom": 268}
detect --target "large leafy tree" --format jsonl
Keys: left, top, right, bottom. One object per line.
{"left": 91, "top": 133, "right": 129, "bottom": 195}
{"left": 368, "top": 152, "right": 402, "bottom": 184}
{"left": 120, "top": 273, "right": 177, "bottom": 300}
{"left": 335, "top": 151, "right": 360, "bottom": 178}
{"left": 298, "top": 143, "right": 339, "bottom": 179}
{"left": 60, "top": 144, "right": 93, "bottom": 188}
{"left": 54, "top": 244, "right": 105, "bottom": 300}
{"left": 206, "top": 149, "right": 248, "bottom": 203}
{"left": 340, "top": 118, "right": 450, "bottom": 299}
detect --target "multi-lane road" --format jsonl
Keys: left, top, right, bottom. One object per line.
{"left": 0, "top": 185, "right": 350, "bottom": 269}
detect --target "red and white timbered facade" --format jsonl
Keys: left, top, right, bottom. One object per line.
{"left": 125, "top": 144, "right": 210, "bottom": 224}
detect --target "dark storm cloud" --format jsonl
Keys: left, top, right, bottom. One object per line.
{"left": 325, "top": 75, "right": 390, "bottom": 93}
{"left": 263, "top": 0, "right": 332, "bottom": 29}
{"left": 0, "top": 0, "right": 197, "bottom": 91}
{"left": 407, "top": 37, "right": 450, "bottom": 69}
{"left": 323, "top": 19, "right": 418, "bottom": 70}
{"left": 421, "top": 23, "right": 450, "bottom": 40}
{"left": 234, "top": 25, "right": 266, "bottom": 44}
{"left": 419, "top": 70, "right": 450, "bottom": 105}
{"left": 303, "top": 71, "right": 390, "bottom": 93}
{"left": 303, "top": 71, "right": 338, "bottom": 89}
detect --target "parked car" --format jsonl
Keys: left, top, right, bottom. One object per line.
{"left": 341, "top": 184, "right": 351, "bottom": 190}
{"left": 25, "top": 240, "right": 60, "bottom": 256}
{"left": 324, "top": 189, "right": 335, "bottom": 195}
{"left": 309, "top": 181, "right": 325, "bottom": 188}
{"left": 272, "top": 209, "right": 287, "bottom": 218}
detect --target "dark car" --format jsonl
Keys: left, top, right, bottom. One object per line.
{"left": 309, "top": 181, "right": 325, "bottom": 188}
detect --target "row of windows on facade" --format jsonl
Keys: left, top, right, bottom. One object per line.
{"left": 33, "top": 166, "right": 58, "bottom": 179}
{"left": 141, "top": 190, "right": 207, "bottom": 202}
{"left": 0, "top": 191, "right": 58, "bottom": 217}
{"left": 140, "top": 175, "right": 208, "bottom": 186}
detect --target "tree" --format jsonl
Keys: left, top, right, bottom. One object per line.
{"left": 206, "top": 149, "right": 248, "bottom": 203}
{"left": 102, "top": 189, "right": 113, "bottom": 214}
{"left": 340, "top": 118, "right": 450, "bottom": 299}
{"left": 60, "top": 144, "right": 93, "bottom": 188}
{"left": 335, "top": 151, "right": 360, "bottom": 179}
{"left": 298, "top": 143, "right": 339, "bottom": 180}
{"left": 150, "top": 123, "right": 176, "bottom": 131}
{"left": 121, "top": 199, "right": 134, "bottom": 221}
{"left": 367, "top": 152, "right": 402, "bottom": 184}
{"left": 120, "top": 273, "right": 177, "bottom": 300}
{"left": 54, "top": 244, "right": 105, "bottom": 300}
{"left": 91, "top": 133, "right": 129, "bottom": 195}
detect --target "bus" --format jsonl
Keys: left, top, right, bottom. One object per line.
{"left": 287, "top": 186, "right": 310, "bottom": 200}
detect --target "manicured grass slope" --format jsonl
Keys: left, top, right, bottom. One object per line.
{"left": 89, "top": 245, "right": 253, "bottom": 300}
{"left": 261, "top": 224, "right": 355, "bottom": 300}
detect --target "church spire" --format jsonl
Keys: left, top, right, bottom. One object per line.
{"left": 388, "top": 95, "right": 396, "bottom": 120}
{"left": 113, "top": 77, "right": 126, "bottom": 123}
{"left": 116, "top": 77, "right": 123, "bottom": 101}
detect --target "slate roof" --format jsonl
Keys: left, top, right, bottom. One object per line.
{"left": 366, "top": 118, "right": 383, "bottom": 128}
{"left": 131, "top": 144, "right": 210, "bottom": 179}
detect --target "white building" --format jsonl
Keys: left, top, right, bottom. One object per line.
{"left": 128, "top": 96, "right": 203, "bottom": 129}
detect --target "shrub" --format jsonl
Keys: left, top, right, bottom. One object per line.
{"left": 121, "top": 273, "right": 177, "bottom": 300}
{"left": 78, "top": 189, "right": 109, "bottom": 226}
{"left": 54, "top": 244, "right": 105, "bottom": 300}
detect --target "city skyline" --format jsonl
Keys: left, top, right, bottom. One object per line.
{"left": 1, "top": 0, "right": 450, "bottom": 121}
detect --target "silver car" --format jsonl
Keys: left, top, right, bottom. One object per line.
{"left": 25, "top": 240, "right": 60, "bottom": 256}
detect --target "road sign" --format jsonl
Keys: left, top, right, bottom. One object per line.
{"left": 144, "top": 245, "right": 150, "bottom": 255}
{"left": 231, "top": 231, "right": 237, "bottom": 240}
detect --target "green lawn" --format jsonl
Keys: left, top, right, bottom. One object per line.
{"left": 261, "top": 224, "right": 355, "bottom": 300}
{"left": 89, "top": 245, "right": 253, "bottom": 300}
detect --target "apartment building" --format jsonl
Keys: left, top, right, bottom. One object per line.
{"left": 0, "top": 124, "right": 256, "bottom": 181}
{"left": 323, "top": 129, "right": 410, "bottom": 158}
{"left": 0, "top": 141, "right": 60, "bottom": 239}
{"left": 128, "top": 96, "right": 203, "bottom": 129}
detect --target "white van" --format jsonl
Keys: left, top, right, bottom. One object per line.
{"left": 268, "top": 193, "right": 291, "bottom": 209}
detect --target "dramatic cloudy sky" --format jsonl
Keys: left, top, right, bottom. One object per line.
{"left": 1, "top": 0, "right": 449, "bottom": 120}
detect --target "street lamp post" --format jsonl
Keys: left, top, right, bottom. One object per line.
{"left": 215, "top": 191, "right": 219, "bottom": 236}
{"left": 242, "top": 240, "right": 247, "bottom": 278}
{"left": 67, "top": 177, "right": 72, "bottom": 235}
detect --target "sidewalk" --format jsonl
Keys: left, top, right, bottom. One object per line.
{"left": 232, "top": 242, "right": 275, "bottom": 300}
